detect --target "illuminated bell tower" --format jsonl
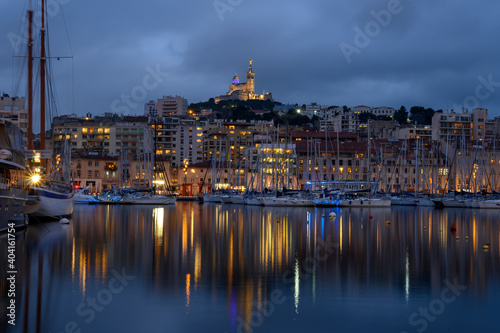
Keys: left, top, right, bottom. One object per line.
{"left": 246, "top": 59, "right": 255, "bottom": 95}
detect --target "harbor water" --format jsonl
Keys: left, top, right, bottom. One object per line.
{"left": 1, "top": 203, "right": 499, "bottom": 332}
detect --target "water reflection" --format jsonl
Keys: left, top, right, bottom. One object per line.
{"left": 0, "top": 204, "right": 499, "bottom": 332}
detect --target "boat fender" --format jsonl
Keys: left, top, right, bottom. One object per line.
{"left": 0, "top": 149, "right": 12, "bottom": 160}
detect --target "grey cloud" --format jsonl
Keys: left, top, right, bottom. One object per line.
{"left": 0, "top": 0, "right": 499, "bottom": 117}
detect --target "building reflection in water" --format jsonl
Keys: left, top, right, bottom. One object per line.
{"left": 1, "top": 204, "right": 500, "bottom": 332}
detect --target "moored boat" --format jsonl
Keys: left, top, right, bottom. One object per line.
{"left": 73, "top": 185, "right": 97, "bottom": 204}
{"left": 0, "top": 122, "right": 29, "bottom": 232}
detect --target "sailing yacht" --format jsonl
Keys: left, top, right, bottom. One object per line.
{"left": 25, "top": 0, "right": 74, "bottom": 218}
{"left": 0, "top": 122, "right": 29, "bottom": 232}
{"left": 340, "top": 121, "right": 390, "bottom": 208}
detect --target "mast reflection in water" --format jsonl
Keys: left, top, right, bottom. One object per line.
{"left": 1, "top": 204, "right": 500, "bottom": 332}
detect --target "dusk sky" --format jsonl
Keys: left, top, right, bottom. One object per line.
{"left": 1, "top": 0, "right": 500, "bottom": 121}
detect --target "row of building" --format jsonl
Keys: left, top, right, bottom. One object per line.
{"left": 2, "top": 91, "right": 500, "bottom": 195}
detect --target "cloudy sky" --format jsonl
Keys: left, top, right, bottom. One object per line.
{"left": 1, "top": 0, "right": 500, "bottom": 124}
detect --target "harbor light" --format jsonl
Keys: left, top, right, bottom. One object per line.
{"left": 30, "top": 173, "right": 41, "bottom": 184}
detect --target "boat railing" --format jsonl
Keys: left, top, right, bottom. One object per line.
{"left": 0, "top": 176, "right": 9, "bottom": 190}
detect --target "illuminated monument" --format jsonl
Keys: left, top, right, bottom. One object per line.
{"left": 214, "top": 59, "right": 273, "bottom": 103}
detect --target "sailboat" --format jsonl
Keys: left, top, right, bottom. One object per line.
{"left": 0, "top": 122, "right": 29, "bottom": 232}
{"left": 123, "top": 120, "right": 176, "bottom": 205}
{"left": 339, "top": 120, "right": 391, "bottom": 208}
{"left": 26, "top": 0, "right": 74, "bottom": 218}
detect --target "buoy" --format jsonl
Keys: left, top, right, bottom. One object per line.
{"left": 465, "top": 236, "right": 469, "bottom": 241}
{"left": 369, "top": 213, "right": 373, "bottom": 219}
{"left": 59, "top": 218, "right": 70, "bottom": 224}
{"left": 385, "top": 221, "right": 391, "bottom": 225}
{"left": 322, "top": 214, "right": 325, "bottom": 217}
{"left": 483, "top": 244, "right": 489, "bottom": 251}
{"left": 456, "top": 236, "right": 460, "bottom": 240}
{"left": 329, "top": 212, "right": 336, "bottom": 219}
{"left": 423, "top": 226, "right": 427, "bottom": 229}
{"left": 450, "top": 223, "right": 457, "bottom": 231}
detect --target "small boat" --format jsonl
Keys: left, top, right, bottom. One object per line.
{"left": 339, "top": 197, "right": 391, "bottom": 208}
{"left": 73, "top": 186, "right": 98, "bottom": 204}
{"left": 97, "top": 189, "right": 132, "bottom": 204}
{"left": 125, "top": 191, "right": 176, "bottom": 205}
{"left": 260, "top": 196, "right": 315, "bottom": 207}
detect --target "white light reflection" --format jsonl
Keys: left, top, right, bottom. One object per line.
{"left": 294, "top": 258, "right": 300, "bottom": 314}
{"left": 405, "top": 247, "right": 410, "bottom": 306}
{"left": 153, "top": 207, "right": 164, "bottom": 244}
{"left": 186, "top": 273, "right": 191, "bottom": 312}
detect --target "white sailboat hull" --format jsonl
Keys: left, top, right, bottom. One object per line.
{"left": 202, "top": 194, "right": 223, "bottom": 203}
{"left": 339, "top": 198, "right": 391, "bottom": 208}
{"left": 414, "top": 197, "right": 435, "bottom": 207}
{"left": 73, "top": 193, "right": 97, "bottom": 204}
{"left": 244, "top": 197, "right": 263, "bottom": 206}
{"left": 440, "top": 199, "right": 466, "bottom": 208}
{"left": 478, "top": 199, "right": 500, "bottom": 209}
{"left": 220, "top": 195, "right": 245, "bottom": 204}
{"left": 29, "top": 187, "right": 74, "bottom": 217}
{"left": 391, "top": 197, "right": 417, "bottom": 206}
{"left": 131, "top": 195, "right": 176, "bottom": 205}
{"left": 261, "top": 197, "right": 315, "bottom": 207}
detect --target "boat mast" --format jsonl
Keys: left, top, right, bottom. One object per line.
{"left": 367, "top": 120, "right": 372, "bottom": 197}
{"left": 28, "top": 1, "right": 33, "bottom": 150}
{"left": 40, "top": 0, "right": 46, "bottom": 150}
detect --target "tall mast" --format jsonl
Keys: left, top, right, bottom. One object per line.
{"left": 367, "top": 120, "right": 372, "bottom": 196}
{"left": 40, "top": 0, "right": 46, "bottom": 150}
{"left": 27, "top": 1, "right": 33, "bottom": 150}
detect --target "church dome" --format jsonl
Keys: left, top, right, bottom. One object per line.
{"left": 232, "top": 74, "right": 240, "bottom": 84}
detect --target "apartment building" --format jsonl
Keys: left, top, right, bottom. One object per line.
{"left": 203, "top": 120, "right": 273, "bottom": 163}
{"left": 70, "top": 150, "right": 118, "bottom": 192}
{"left": 155, "top": 96, "right": 188, "bottom": 117}
{"left": 152, "top": 117, "right": 207, "bottom": 167}
{"left": 304, "top": 104, "right": 326, "bottom": 118}
{"left": 431, "top": 108, "right": 495, "bottom": 143}
{"left": 332, "top": 111, "right": 361, "bottom": 133}
{"left": 0, "top": 95, "right": 28, "bottom": 148}
{"left": 352, "top": 105, "right": 372, "bottom": 114}
{"left": 144, "top": 100, "right": 157, "bottom": 117}
{"left": 396, "top": 125, "right": 432, "bottom": 140}
{"left": 316, "top": 106, "right": 343, "bottom": 120}
{"left": 371, "top": 106, "right": 396, "bottom": 117}
{"left": 52, "top": 113, "right": 149, "bottom": 156}
{"left": 350, "top": 105, "right": 395, "bottom": 118}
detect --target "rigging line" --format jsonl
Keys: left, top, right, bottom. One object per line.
{"left": 59, "top": 4, "right": 74, "bottom": 56}
{"left": 59, "top": 0, "right": 75, "bottom": 114}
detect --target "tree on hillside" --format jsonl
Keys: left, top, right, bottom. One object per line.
{"left": 358, "top": 112, "right": 377, "bottom": 124}
{"left": 409, "top": 106, "right": 436, "bottom": 125}
{"left": 393, "top": 105, "right": 409, "bottom": 124}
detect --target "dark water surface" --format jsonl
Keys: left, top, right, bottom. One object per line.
{"left": 1, "top": 203, "right": 499, "bottom": 333}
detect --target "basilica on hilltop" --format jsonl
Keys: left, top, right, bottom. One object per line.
{"left": 214, "top": 59, "right": 273, "bottom": 103}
